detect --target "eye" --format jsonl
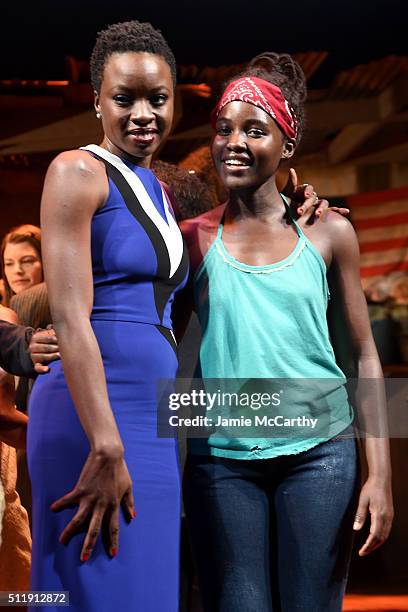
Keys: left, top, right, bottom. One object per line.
{"left": 150, "top": 94, "right": 168, "bottom": 107}
{"left": 216, "top": 125, "right": 231, "bottom": 136}
{"left": 247, "top": 128, "right": 266, "bottom": 138}
{"left": 113, "top": 94, "right": 132, "bottom": 106}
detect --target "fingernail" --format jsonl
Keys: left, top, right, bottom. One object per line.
{"left": 82, "top": 554, "right": 90, "bottom": 562}
{"left": 111, "top": 548, "right": 118, "bottom": 557}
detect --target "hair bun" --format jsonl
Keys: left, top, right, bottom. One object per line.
{"left": 249, "top": 52, "right": 307, "bottom": 103}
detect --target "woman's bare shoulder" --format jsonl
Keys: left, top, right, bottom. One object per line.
{"left": 42, "top": 149, "right": 108, "bottom": 212}
{"left": 180, "top": 205, "right": 225, "bottom": 239}
{"left": 306, "top": 209, "right": 356, "bottom": 242}
{"left": 47, "top": 149, "right": 106, "bottom": 181}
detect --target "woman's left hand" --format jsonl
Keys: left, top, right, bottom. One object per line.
{"left": 353, "top": 476, "right": 394, "bottom": 556}
{"left": 282, "top": 168, "right": 350, "bottom": 224}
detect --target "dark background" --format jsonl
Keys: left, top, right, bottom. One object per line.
{"left": 1, "top": 0, "right": 406, "bottom": 86}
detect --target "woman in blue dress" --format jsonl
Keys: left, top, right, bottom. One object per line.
{"left": 28, "top": 21, "right": 188, "bottom": 611}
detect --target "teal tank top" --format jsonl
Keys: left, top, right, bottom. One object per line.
{"left": 191, "top": 197, "right": 353, "bottom": 459}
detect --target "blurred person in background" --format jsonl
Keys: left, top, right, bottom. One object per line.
{"left": 1, "top": 225, "right": 43, "bottom": 307}
{"left": 0, "top": 303, "right": 31, "bottom": 594}
{"left": 0, "top": 225, "right": 46, "bottom": 551}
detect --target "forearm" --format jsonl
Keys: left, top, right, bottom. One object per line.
{"left": 356, "top": 350, "right": 391, "bottom": 480}
{"left": 54, "top": 316, "right": 123, "bottom": 455}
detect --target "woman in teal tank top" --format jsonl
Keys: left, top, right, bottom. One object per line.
{"left": 181, "top": 53, "right": 393, "bottom": 611}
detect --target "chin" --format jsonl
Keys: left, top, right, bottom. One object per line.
{"left": 223, "top": 177, "right": 257, "bottom": 190}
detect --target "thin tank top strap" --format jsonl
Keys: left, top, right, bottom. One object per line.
{"left": 216, "top": 207, "right": 227, "bottom": 240}
{"left": 280, "top": 193, "right": 305, "bottom": 239}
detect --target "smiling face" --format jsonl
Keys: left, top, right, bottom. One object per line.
{"left": 94, "top": 51, "right": 174, "bottom": 167}
{"left": 3, "top": 241, "right": 43, "bottom": 295}
{"left": 212, "top": 101, "right": 295, "bottom": 192}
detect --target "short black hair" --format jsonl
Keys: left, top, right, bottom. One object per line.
{"left": 223, "top": 52, "right": 307, "bottom": 143}
{"left": 90, "top": 20, "right": 177, "bottom": 93}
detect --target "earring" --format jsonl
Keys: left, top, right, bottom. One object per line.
{"left": 96, "top": 112, "right": 101, "bottom": 119}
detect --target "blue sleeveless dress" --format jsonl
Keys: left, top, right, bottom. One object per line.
{"left": 27, "top": 145, "right": 189, "bottom": 612}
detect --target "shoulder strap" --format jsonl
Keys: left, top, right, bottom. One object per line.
{"left": 280, "top": 193, "right": 304, "bottom": 239}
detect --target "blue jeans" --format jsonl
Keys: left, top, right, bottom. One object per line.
{"left": 184, "top": 436, "right": 359, "bottom": 612}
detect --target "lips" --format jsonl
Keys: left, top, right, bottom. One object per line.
{"left": 127, "top": 129, "right": 158, "bottom": 146}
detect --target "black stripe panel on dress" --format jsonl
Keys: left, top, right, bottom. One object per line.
{"left": 89, "top": 152, "right": 188, "bottom": 325}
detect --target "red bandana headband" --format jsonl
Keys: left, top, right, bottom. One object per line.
{"left": 211, "top": 76, "right": 298, "bottom": 140}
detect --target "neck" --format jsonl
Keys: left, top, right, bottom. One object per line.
{"left": 226, "top": 179, "right": 285, "bottom": 223}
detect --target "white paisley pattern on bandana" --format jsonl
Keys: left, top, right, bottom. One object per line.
{"left": 212, "top": 76, "right": 298, "bottom": 140}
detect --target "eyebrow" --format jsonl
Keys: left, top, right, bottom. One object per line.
{"left": 110, "top": 84, "right": 171, "bottom": 93}
{"left": 217, "top": 117, "right": 270, "bottom": 129}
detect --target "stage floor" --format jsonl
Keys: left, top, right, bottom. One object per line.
{"left": 344, "top": 595, "right": 408, "bottom": 611}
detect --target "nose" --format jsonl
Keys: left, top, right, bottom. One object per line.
{"left": 130, "top": 100, "right": 155, "bottom": 126}
{"left": 226, "top": 131, "right": 247, "bottom": 152}
{"left": 11, "top": 262, "right": 25, "bottom": 275}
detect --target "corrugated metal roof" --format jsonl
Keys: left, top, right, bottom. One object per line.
{"left": 177, "top": 52, "right": 328, "bottom": 89}
{"left": 328, "top": 55, "right": 408, "bottom": 99}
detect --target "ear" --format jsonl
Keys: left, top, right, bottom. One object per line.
{"left": 94, "top": 90, "right": 101, "bottom": 116}
{"left": 281, "top": 139, "right": 296, "bottom": 160}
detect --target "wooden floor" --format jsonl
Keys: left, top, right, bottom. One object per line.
{"left": 344, "top": 595, "right": 408, "bottom": 611}
{"left": 189, "top": 591, "right": 408, "bottom": 611}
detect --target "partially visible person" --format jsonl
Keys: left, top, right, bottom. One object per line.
{"left": 10, "top": 282, "right": 53, "bottom": 525}
{"left": 0, "top": 321, "right": 35, "bottom": 377}
{"left": 1, "top": 227, "right": 45, "bottom": 529}
{"left": 10, "top": 282, "right": 51, "bottom": 331}
{"left": 0, "top": 279, "right": 5, "bottom": 304}
{"left": 11, "top": 282, "right": 52, "bottom": 410}
{"left": 0, "top": 304, "right": 31, "bottom": 594}
{"left": 1, "top": 225, "right": 43, "bottom": 307}
{"left": 152, "top": 160, "right": 216, "bottom": 220}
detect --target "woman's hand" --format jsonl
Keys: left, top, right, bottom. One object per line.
{"left": 51, "top": 447, "right": 135, "bottom": 561}
{"left": 353, "top": 476, "right": 394, "bottom": 556}
{"left": 282, "top": 168, "right": 350, "bottom": 224}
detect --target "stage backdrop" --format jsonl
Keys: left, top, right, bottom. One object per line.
{"left": 348, "top": 186, "right": 408, "bottom": 290}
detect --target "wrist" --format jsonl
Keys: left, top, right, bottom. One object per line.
{"left": 91, "top": 442, "right": 124, "bottom": 460}
{"left": 366, "top": 472, "right": 392, "bottom": 486}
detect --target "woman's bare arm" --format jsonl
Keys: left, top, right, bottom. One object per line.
{"left": 327, "top": 213, "right": 393, "bottom": 556}
{"left": 41, "top": 150, "right": 135, "bottom": 561}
